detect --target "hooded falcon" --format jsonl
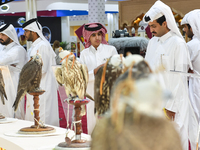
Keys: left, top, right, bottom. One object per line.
{"left": 0, "top": 69, "right": 7, "bottom": 105}
{"left": 55, "top": 50, "right": 93, "bottom": 101}
{"left": 94, "top": 54, "right": 123, "bottom": 116}
{"left": 13, "top": 52, "right": 43, "bottom": 111}
{"left": 90, "top": 55, "right": 182, "bottom": 150}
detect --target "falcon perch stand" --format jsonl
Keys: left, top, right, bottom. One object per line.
{"left": 19, "top": 90, "right": 55, "bottom": 134}
{"left": 57, "top": 99, "right": 90, "bottom": 148}
{"left": 0, "top": 114, "right": 5, "bottom": 120}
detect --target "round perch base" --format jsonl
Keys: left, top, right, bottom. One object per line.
{"left": 57, "top": 141, "right": 90, "bottom": 148}
{"left": 18, "top": 89, "right": 53, "bottom": 134}
{"left": 56, "top": 98, "right": 91, "bottom": 149}
{"left": 0, "top": 114, "right": 5, "bottom": 120}
{"left": 18, "top": 126, "right": 55, "bottom": 134}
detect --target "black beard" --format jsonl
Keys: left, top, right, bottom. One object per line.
{"left": 0, "top": 38, "right": 11, "bottom": 45}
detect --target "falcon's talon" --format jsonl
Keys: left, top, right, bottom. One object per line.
{"left": 64, "top": 98, "right": 70, "bottom": 103}
{"left": 74, "top": 97, "right": 82, "bottom": 101}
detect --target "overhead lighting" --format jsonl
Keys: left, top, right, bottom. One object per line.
{"left": 70, "top": 9, "right": 73, "bottom": 11}
{"left": 11, "top": 12, "right": 15, "bottom": 14}
{"left": 73, "top": 15, "right": 76, "bottom": 17}
{"left": 48, "top": 9, "right": 51, "bottom": 11}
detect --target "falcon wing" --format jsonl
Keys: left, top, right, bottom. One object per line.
{"left": 55, "top": 67, "right": 63, "bottom": 86}
{"left": 95, "top": 63, "right": 123, "bottom": 115}
{"left": 80, "top": 64, "right": 89, "bottom": 90}
{"left": 94, "top": 66, "right": 104, "bottom": 114}
{"left": 0, "top": 69, "right": 7, "bottom": 105}
{"left": 13, "top": 61, "right": 39, "bottom": 111}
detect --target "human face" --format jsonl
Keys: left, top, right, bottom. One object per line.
{"left": 89, "top": 31, "right": 102, "bottom": 49}
{"left": 0, "top": 33, "right": 11, "bottom": 45}
{"left": 24, "top": 29, "right": 33, "bottom": 41}
{"left": 183, "top": 24, "right": 194, "bottom": 39}
{"left": 148, "top": 20, "right": 168, "bottom": 37}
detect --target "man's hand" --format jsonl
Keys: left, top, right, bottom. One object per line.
{"left": 164, "top": 108, "right": 176, "bottom": 121}
{"left": 94, "top": 63, "right": 105, "bottom": 75}
{"left": 10, "top": 64, "right": 16, "bottom": 67}
{"left": 188, "top": 68, "right": 194, "bottom": 73}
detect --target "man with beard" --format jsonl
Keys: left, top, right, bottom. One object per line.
{"left": 0, "top": 23, "right": 26, "bottom": 119}
{"left": 23, "top": 18, "right": 59, "bottom": 126}
{"left": 143, "top": 1, "right": 194, "bottom": 150}
{"left": 181, "top": 10, "right": 200, "bottom": 147}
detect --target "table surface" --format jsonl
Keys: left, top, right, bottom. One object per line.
{"left": 0, "top": 118, "right": 91, "bottom": 150}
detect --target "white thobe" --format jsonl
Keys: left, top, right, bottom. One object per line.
{"left": 25, "top": 38, "right": 59, "bottom": 126}
{"left": 79, "top": 43, "right": 118, "bottom": 134}
{"left": 188, "top": 36, "right": 200, "bottom": 121}
{"left": 145, "top": 31, "right": 192, "bottom": 150}
{"left": 0, "top": 42, "right": 26, "bottom": 119}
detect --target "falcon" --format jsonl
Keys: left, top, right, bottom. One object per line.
{"left": 91, "top": 55, "right": 181, "bottom": 150}
{"left": 0, "top": 69, "right": 7, "bottom": 105}
{"left": 55, "top": 51, "right": 93, "bottom": 101}
{"left": 110, "top": 54, "right": 164, "bottom": 131}
{"left": 94, "top": 54, "right": 123, "bottom": 116}
{"left": 13, "top": 52, "right": 43, "bottom": 111}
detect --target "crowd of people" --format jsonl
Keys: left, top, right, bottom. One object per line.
{"left": 0, "top": 0, "right": 200, "bottom": 150}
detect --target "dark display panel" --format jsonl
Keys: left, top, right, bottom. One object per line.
{"left": 0, "top": 16, "right": 61, "bottom": 44}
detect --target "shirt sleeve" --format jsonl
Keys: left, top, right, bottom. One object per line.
{"left": 111, "top": 46, "right": 118, "bottom": 55}
{"left": 80, "top": 51, "right": 95, "bottom": 82}
{"left": 0, "top": 48, "right": 20, "bottom": 65}
{"left": 37, "top": 45, "right": 51, "bottom": 74}
{"left": 174, "top": 42, "right": 191, "bottom": 72}
{"left": 165, "top": 42, "right": 190, "bottom": 113}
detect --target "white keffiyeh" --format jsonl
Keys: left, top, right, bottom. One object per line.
{"left": 181, "top": 9, "right": 200, "bottom": 40}
{"left": 0, "top": 24, "right": 20, "bottom": 45}
{"left": 143, "top": 0, "right": 183, "bottom": 39}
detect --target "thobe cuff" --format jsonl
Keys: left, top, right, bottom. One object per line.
{"left": 165, "top": 99, "right": 177, "bottom": 113}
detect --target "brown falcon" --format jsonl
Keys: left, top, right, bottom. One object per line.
{"left": 13, "top": 52, "right": 43, "bottom": 111}
{"left": 94, "top": 54, "right": 123, "bottom": 116}
{"left": 55, "top": 51, "right": 93, "bottom": 101}
{"left": 0, "top": 69, "right": 7, "bottom": 105}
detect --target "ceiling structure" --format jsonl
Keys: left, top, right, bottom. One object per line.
{"left": 0, "top": 0, "right": 14, "bottom": 5}
{"left": 0, "top": 0, "right": 119, "bottom": 17}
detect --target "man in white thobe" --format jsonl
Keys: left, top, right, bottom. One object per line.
{"left": 143, "top": 1, "right": 193, "bottom": 150}
{"left": 0, "top": 24, "right": 26, "bottom": 119}
{"left": 23, "top": 18, "right": 59, "bottom": 126}
{"left": 181, "top": 10, "right": 200, "bottom": 149}
{"left": 181, "top": 10, "right": 200, "bottom": 122}
{"left": 79, "top": 23, "right": 117, "bottom": 134}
